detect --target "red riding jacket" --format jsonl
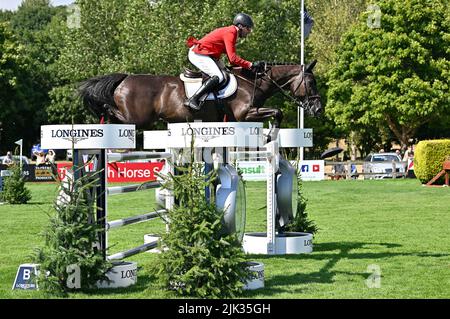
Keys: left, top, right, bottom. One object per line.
{"left": 186, "top": 25, "right": 252, "bottom": 69}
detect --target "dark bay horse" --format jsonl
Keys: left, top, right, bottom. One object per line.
{"left": 78, "top": 60, "right": 322, "bottom": 129}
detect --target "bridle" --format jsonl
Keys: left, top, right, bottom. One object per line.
{"left": 262, "top": 67, "right": 320, "bottom": 109}
{"left": 232, "top": 65, "right": 321, "bottom": 111}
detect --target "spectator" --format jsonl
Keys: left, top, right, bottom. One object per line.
{"left": 45, "top": 150, "right": 56, "bottom": 164}
{"left": 2, "top": 151, "right": 14, "bottom": 165}
{"left": 332, "top": 163, "right": 346, "bottom": 180}
{"left": 35, "top": 150, "right": 46, "bottom": 166}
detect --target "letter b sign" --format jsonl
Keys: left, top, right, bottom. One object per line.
{"left": 12, "top": 264, "right": 39, "bottom": 290}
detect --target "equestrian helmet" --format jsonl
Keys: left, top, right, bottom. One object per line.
{"left": 233, "top": 13, "right": 254, "bottom": 29}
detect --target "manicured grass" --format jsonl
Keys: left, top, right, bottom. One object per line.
{"left": 1, "top": 179, "right": 449, "bottom": 298}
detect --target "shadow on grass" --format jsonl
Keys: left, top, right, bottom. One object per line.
{"left": 243, "top": 241, "right": 450, "bottom": 297}
{"left": 82, "top": 272, "right": 176, "bottom": 298}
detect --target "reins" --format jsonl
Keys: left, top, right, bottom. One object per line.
{"left": 263, "top": 69, "right": 304, "bottom": 107}
{"left": 233, "top": 66, "right": 320, "bottom": 109}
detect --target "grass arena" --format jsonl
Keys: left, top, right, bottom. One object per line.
{"left": 1, "top": 178, "right": 449, "bottom": 298}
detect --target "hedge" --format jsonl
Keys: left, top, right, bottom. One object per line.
{"left": 414, "top": 139, "right": 450, "bottom": 184}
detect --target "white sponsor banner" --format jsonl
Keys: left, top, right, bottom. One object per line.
{"left": 294, "top": 160, "right": 325, "bottom": 181}
{"left": 235, "top": 161, "right": 267, "bottom": 181}
{"left": 263, "top": 128, "right": 313, "bottom": 147}
{"left": 41, "top": 124, "right": 136, "bottom": 149}
{"left": 236, "top": 160, "right": 325, "bottom": 181}
{"left": 165, "top": 122, "right": 264, "bottom": 148}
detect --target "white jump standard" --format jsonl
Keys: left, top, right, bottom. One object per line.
{"left": 143, "top": 122, "right": 314, "bottom": 255}
{"left": 41, "top": 124, "right": 170, "bottom": 288}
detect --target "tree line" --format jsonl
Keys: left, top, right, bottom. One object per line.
{"left": 0, "top": 0, "right": 448, "bottom": 158}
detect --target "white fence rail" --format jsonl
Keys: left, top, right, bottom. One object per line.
{"left": 325, "top": 160, "right": 408, "bottom": 180}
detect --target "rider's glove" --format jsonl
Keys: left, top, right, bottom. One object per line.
{"left": 251, "top": 61, "right": 266, "bottom": 73}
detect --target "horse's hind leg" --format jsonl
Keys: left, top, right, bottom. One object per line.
{"left": 244, "top": 107, "right": 283, "bottom": 127}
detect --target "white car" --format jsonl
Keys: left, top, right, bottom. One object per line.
{"left": 363, "top": 153, "right": 406, "bottom": 179}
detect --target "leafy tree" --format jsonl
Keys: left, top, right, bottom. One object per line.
{"left": 1, "top": 1, "right": 67, "bottom": 150}
{"left": 10, "top": 0, "right": 55, "bottom": 40}
{"left": 0, "top": 10, "right": 14, "bottom": 23}
{"left": 327, "top": 0, "right": 450, "bottom": 149}
{"left": 307, "top": 0, "right": 369, "bottom": 76}
{"left": 0, "top": 22, "right": 29, "bottom": 154}
{"left": 48, "top": 0, "right": 127, "bottom": 122}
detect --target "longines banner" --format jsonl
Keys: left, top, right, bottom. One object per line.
{"left": 41, "top": 124, "right": 136, "bottom": 150}
{"left": 145, "top": 122, "right": 265, "bottom": 149}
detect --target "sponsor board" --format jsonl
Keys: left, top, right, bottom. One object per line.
{"left": 0, "top": 164, "right": 55, "bottom": 182}
{"left": 295, "top": 160, "right": 325, "bottom": 181}
{"left": 57, "top": 162, "right": 164, "bottom": 183}
{"left": 235, "top": 160, "right": 325, "bottom": 181}
{"left": 145, "top": 122, "right": 264, "bottom": 149}
{"left": 235, "top": 161, "right": 267, "bottom": 181}
{"left": 41, "top": 124, "right": 136, "bottom": 149}
{"left": 107, "top": 162, "right": 164, "bottom": 182}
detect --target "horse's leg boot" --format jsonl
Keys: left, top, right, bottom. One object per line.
{"left": 184, "top": 75, "right": 220, "bottom": 111}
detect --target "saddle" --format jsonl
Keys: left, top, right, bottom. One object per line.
{"left": 179, "top": 68, "right": 237, "bottom": 100}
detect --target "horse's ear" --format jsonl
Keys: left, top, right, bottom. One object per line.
{"left": 305, "top": 59, "right": 317, "bottom": 72}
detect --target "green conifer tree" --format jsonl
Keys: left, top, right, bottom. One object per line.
{"left": 154, "top": 153, "right": 250, "bottom": 298}
{"left": 33, "top": 168, "right": 110, "bottom": 293}
{"left": 1, "top": 163, "right": 32, "bottom": 204}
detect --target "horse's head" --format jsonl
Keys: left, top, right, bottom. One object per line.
{"left": 289, "top": 60, "right": 322, "bottom": 116}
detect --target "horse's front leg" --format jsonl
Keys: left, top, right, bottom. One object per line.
{"left": 244, "top": 107, "right": 283, "bottom": 127}
{"left": 244, "top": 107, "right": 283, "bottom": 142}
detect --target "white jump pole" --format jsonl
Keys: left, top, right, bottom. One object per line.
{"left": 14, "top": 139, "right": 23, "bottom": 171}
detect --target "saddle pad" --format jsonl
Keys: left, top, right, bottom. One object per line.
{"left": 179, "top": 73, "right": 237, "bottom": 100}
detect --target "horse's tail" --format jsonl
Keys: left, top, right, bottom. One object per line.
{"left": 78, "top": 73, "right": 128, "bottom": 122}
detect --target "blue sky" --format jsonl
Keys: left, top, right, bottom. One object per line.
{"left": 0, "top": 0, "right": 74, "bottom": 11}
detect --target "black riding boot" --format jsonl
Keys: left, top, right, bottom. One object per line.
{"left": 184, "top": 75, "right": 220, "bottom": 111}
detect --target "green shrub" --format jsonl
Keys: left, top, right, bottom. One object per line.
{"left": 414, "top": 139, "right": 450, "bottom": 184}
{"left": 1, "top": 164, "right": 31, "bottom": 204}
{"left": 33, "top": 168, "right": 110, "bottom": 294}
{"left": 285, "top": 175, "right": 319, "bottom": 235}
{"left": 154, "top": 160, "right": 250, "bottom": 298}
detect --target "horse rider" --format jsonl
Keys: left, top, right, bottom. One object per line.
{"left": 184, "top": 13, "right": 266, "bottom": 110}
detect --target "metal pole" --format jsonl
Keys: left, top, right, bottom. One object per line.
{"left": 298, "top": 0, "right": 305, "bottom": 161}
{"left": 300, "top": 0, "right": 305, "bottom": 66}
{"left": 19, "top": 143, "right": 23, "bottom": 171}
{"left": 300, "top": 107, "right": 304, "bottom": 161}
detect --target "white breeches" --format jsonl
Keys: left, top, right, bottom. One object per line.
{"left": 188, "top": 47, "right": 225, "bottom": 83}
